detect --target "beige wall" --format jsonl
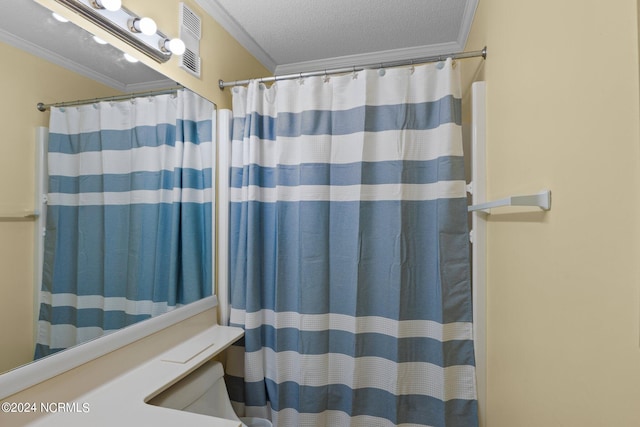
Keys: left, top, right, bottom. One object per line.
{"left": 1, "top": 0, "right": 267, "bottom": 374}
{"left": 463, "top": 0, "right": 640, "bottom": 425}
{"left": 11, "top": 1, "right": 640, "bottom": 425}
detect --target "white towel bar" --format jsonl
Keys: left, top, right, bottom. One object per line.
{"left": 468, "top": 190, "right": 551, "bottom": 213}
{"left": 0, "top": 209, "right": 39, "bottom": 220}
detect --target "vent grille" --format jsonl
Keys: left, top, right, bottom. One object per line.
{"left": 180, "top": 3, "right": 201, "bottom": 39}
{"left": 179, "top": 3, "right": 202, "bottom": 77}
{"left": 182, "top": 48, "right": 201, "bottom": 77}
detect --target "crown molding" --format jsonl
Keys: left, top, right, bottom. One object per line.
{"left": 0, "top": 28, "right": 174, "bottom": 93}
{"left": 195, "top": 0, "right": 477, "bottom": 77}
{"left": 458, "top": 0, "right": 479, "bottom": 47}
{"left": 123, "top": 78, "right": 177, "bottom": 93}
{"left": 194, "top": 0, "right": 277, "bottom": 72}
{"left": 0, "top": 27, "right": 125, "bottom": 92}
{"left": 274, "top": 41, "right": 464, "bottom": 76}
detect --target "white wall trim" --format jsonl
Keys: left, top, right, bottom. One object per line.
{"left": 471, "top": 81, "right": 487, "bottom": 427}
{"left": 216, "top": 110, "right": 232, "bottom": 326}
{"left": 33, "top": 128, "right": 48, "bottom": 352}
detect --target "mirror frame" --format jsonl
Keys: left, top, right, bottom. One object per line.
{"left": 0, "top": 0, "right": 179, "bottom": 375}
{"left": 0, "top": 0, "right": 227, "bottom": 386}
{"left": 0, "top": 295, "right": 218, "bottom": 400}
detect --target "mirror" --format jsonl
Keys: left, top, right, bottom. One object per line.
{"left": 0, "top": 0, "right": 209, "bottom": 375}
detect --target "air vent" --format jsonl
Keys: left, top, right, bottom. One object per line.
{"left": 180, "top": 3, "right": 201, "bottom": 39}
{"left": 182, "top": 48, "right": 201, "bottom": 77}
{"left": 179, "top": 3, "right": 202, "bottom": 77}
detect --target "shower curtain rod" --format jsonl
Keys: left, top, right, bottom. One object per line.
{"left": 219, "top": 46, "right": 487, "bottom": 90}
{"left": 36, "top": 85, "right": 184, "bottom": 112}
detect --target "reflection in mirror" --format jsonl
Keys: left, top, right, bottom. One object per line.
{"left": 35, "top": 88, "right": 214, "bottom": 360}
{"left": 0, "top": 0, "right": 212, "bottom": 375}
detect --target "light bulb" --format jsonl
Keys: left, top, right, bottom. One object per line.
{"left": 52, "top": 12, "right": 69, "bottom": 23}
{"left": 123, "top": 53, "right": 139, "bottom": 63}
{"left": 160, "top": 38, "right": 186, "bottom": 55}
{"left": 92, "top": 0, "right": 121, "bottom": 11}
{"left": 129, "top": 17, "right": 157, "bottom": 36}
{"left": 93, "top": 36, "right": 108, "bottom": 45}
{"left": 139, "top": 17, "right": 157, "bottom": 35}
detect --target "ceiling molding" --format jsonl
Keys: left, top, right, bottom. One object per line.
{"left": 0, "top": 28, "right": 119, "bottom": 92}
{"left": 0, "top": 27, "right": 172, "bottom": 93}
{"left": 457, "top": 0, "right": 479, "bottom": 47}
{"left": 123, "top": 78, "right": 177, "bottom": 93}
{"left": 273, "top": 41, "right": 464, "bottom": 76}
{"left": 194, "top": 0, "right": 277, "bottom": 72}
{"left": 196, "top": 0, "right": 478, "bottom": 77}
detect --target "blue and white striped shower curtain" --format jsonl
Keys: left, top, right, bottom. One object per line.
{"left": 226, "top": 59, "right": 478, "bottom": 426}
{"left": 35, "top": 89, "right": 214, "bottom": 358}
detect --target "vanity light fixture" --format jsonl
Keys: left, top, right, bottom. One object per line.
{"left": 91, "top": 0, "right": 121, "bottom": 12}
{"left": 129, "top": 16, "right": 157, "bottom": 36}
{"left": 53, "top": 0, "right": 184, "bottom": 63}
{"left": 160, "top": 38, "right": 186, "bottom": 56}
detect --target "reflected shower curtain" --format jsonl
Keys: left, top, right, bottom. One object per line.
{"left": 226, "top": 59, "right": 477, "bottom": 427}
{"left": 35, "top": 89, "right": 214, "bottom": 358}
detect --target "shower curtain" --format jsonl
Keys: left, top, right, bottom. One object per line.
{"left": 226, "top": 59, "right": 477, "bottom": 427}
{"left": 35, "top": 89, "right": 214, "bottom": 359}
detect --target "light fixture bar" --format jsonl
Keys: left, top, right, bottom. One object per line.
{"left": 54, "top": 0, "right": 171, "bottom": 63}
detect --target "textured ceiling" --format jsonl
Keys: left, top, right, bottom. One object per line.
{"left": 0, "top": 0, "right": 479, "bottom": 90}
{"left": 196, "top": 0, "right": 478, "bottom": 74}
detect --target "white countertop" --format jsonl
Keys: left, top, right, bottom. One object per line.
{"left": 27, "top": 324, "right": 245, "bottom": 427}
